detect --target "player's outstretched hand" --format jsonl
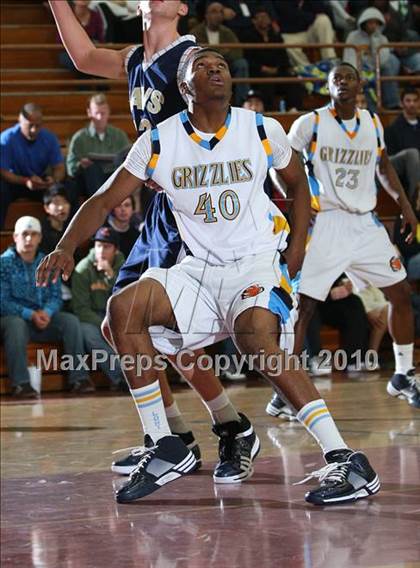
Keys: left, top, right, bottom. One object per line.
{"left": 36, "top": 248, "right": 75, "bottom": 287}
{"left": 400, "top": 203, "right": 418, "bottom": 244}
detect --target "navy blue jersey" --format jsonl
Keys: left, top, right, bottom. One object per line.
{"left": 126, "top": 35, "right": 196, "bottom": 136}
{"left": 114, "top": 35, "right": 196, "bottom": 293}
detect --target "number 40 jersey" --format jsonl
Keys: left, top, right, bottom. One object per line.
{"left": 124, "top": 107, "right": 293, "bottom": 265}
{"left": 288, "top": 106, "right": 386, "bottom": 214}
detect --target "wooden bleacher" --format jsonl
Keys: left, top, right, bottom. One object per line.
{"left": 0, "top": 0, "right": 411, "bottom": 394}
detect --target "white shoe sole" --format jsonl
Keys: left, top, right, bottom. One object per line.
{"left": 213, "top": 435, "right": 261, "bottom": 484}
{"left": 307, "top": 475, "right": 381, "bottom": 505}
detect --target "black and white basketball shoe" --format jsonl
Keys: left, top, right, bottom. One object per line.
{"left": 212, "top": 413, "right": 260, "bottom": 483}
{"left": 115, "top": 435, "right": 197, "bottom": 503}
{"left": 299, "top": 449, "right": 380, "bottom": 505}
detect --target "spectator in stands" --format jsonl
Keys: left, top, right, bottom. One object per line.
{"left": 105, "top": 196, "right": 140, "bottom": 259}
{"left": 271, "top": 1, "right": 337, "bottom": 67}
{"left": 328, "top": 1, "right": 356, "bottom": 38}
{"left": 0, "top": 103, "right": 66, "bottom": 229}
{"left": 242, "top": 89, "right": 265, "bottom": 112}
{"left": 215, "top": 0, "right": 275, "bottom": 39}
{"left": 89, "top": 0, "right": 140, "bottom": 43}
{"left": 41, "top": 186, "right": 72, "bottom": 255}
{"left": 191, "top": 1, "right": 250, "bottom": 104}
{"left": 343, "top": 7, "right": 402, "bottom": 109}
{"left": 371, "top": 0, "right": 420, "bottom": 51}
{"left": 0, "top": 216, "right": 94, "bottom": 398}
{"left": 66, "top": 93, "right": 131, "bottom": 198}
{"left": 243, "top": 7, "right": 304, "bottom": 111}
{"left": 393, "top": 190, "right": 420, "bottom": 282}
{"left": 71, "top": 226, "right": 126, "bottom": 390}
{"left": 356, "top": 285, "right": 389, "bottom": 361}
{"left": 58, "top": 0, "right": 105, "bottom": 72}
{"left": 306, "top": 276, "right": 370, "bottom": 373}
{"left": 41, "top": 186, "right": 75, "bottom": 309}
{"left": 385, "top": 87, "right": 420, "bottom": 204}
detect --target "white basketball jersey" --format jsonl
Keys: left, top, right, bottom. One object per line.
{"left": 125, "top": 107, "right": 292, "bottom": 264}
{"left": 288, "top": 106, "right": 385, "bottom": 213}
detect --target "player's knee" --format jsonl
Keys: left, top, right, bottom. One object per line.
{"left": 314, "top": 13, "right": 333, "bottom": 30}
{"left": 234, "top": 310, "right": 276, "bottom": 353}
{"left": 108, "top": 292, "right": 130, "bottom": 330}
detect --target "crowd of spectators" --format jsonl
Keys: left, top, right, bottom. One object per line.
{"left": 51, "top": 0, "right": 420, "bottom": 110}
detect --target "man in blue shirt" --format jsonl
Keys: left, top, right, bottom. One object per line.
{"left": 0, "top": 103, "right": 66, "bottom": 228}
{"left": 0, "top": 216, "right": 93, "bottom": 398}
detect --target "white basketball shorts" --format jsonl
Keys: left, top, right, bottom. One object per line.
{"left": 299, "top": 209, "right": 406, "bottom": 301}
{"left": 140, "top": 250, "right": 299, "bottom": 356}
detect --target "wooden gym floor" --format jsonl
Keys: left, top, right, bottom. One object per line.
{"left": 1, "top": 372, "right": 419, "bottom": 568}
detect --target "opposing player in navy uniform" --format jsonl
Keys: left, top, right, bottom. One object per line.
{"left": 49, "top": 0, "right": 260, "bottom": 484}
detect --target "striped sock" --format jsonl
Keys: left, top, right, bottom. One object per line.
{"left": 297, "top": 399, "right": 348, "bottom": 455}
{"left": 130, "top": 380, "right": 172, "bottom": 443}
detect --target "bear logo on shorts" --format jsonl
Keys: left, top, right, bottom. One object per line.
{"left": 241, "top": 284, "right": 265, "bottom": 299}
{"left": 390, "top": 256, "right": 402, "bottom": 272}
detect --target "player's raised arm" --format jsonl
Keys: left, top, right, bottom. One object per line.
{"left": 36, "top": 168, "right": 143, "bottom": 286}
{"left": 49, "top": 0, "right": 133, "bottom": 79}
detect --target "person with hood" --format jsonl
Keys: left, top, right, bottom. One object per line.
{"left": 71, "top": 226, "right": 126, "bottom": 389}
{"left": 343, "top": 6, "right": 401, "bottom": 109}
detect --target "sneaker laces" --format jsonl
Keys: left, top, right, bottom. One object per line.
{"left": 112, "top": 444, "right": 155, "bottom": 457}
{"left": 129, "top": 448, "right": 156, "bottom": 479}
{"left": 218, "top": 432, "right": 244, "bottom": 463}
{"left": 112, "top": 445, "right": 147, "bottom": 457}
{"left": 294, "top": 459, "right": 351, "bottom": 486}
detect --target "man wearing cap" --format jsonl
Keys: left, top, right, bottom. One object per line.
{"left": 0, "top": 216, "right": 93, "bottom": 398}
{"left": 242, "top": 89, "right": 265, "bottom": 113}
{"left": 0, "top": 103, "right": 67, "bottom": 229}
{"left": 71, "top": 226, "right": 126, "bottom": 389}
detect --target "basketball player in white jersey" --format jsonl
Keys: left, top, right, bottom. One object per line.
{"left": 283, "top": 63, "right": 419, "bottom": 409}
{"left": 49, "top": 0, "right": 261, "bottom": 483}
{"left": 37, "top": 49, "right": 380, "bottom": 506}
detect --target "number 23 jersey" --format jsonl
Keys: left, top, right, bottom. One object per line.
{"left": 124, "top": 107, "right": 292, "bottom": 265}
{"left": 288, "top": 106, "right": 385, "bottom": 214}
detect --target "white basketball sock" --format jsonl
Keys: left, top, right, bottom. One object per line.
{"left": 297, "top": 399, "right": 348, "bottom": 455}
{"left": 393, "top": 343, "right": 414, "bottom": 375}
{"left": 130, "top": 380, "right": 172, "bottom": 443}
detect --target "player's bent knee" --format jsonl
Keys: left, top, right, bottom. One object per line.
{"left": 234, "top": 308, "right": 278, "bottom": 354}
